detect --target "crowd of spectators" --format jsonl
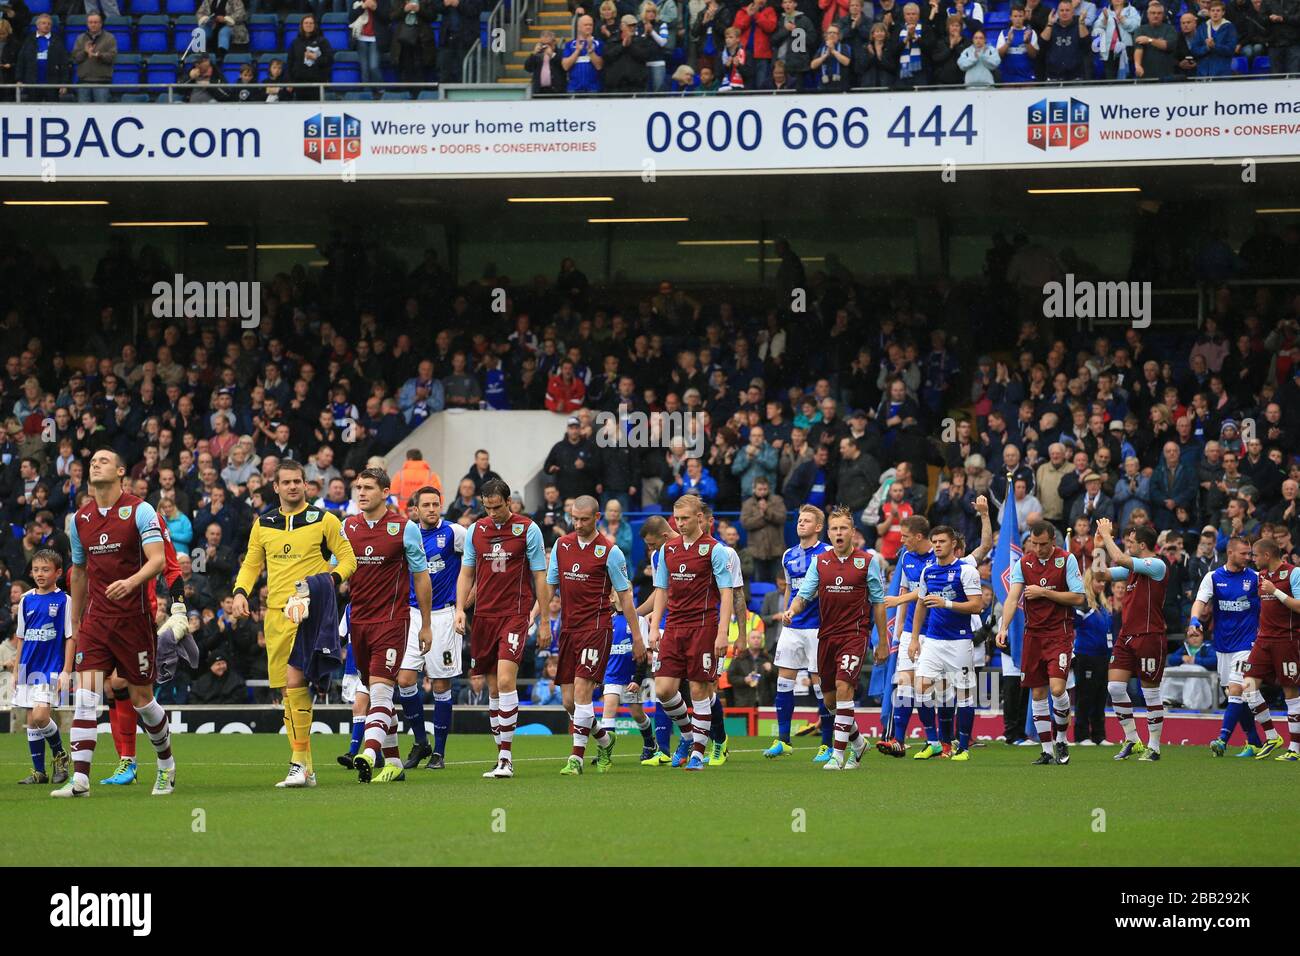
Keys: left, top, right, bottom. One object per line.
{"left": 1, "top": 224, "right": 1298, "bottom": 717}
{"left": 1, "top": 0, "right": 1296, "bottom": 102}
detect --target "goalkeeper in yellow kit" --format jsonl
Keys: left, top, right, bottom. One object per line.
{"left": 230, "top": 459, "right": 357, "bottom": 788}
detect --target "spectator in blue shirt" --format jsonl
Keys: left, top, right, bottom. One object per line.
{"left": 563, "top": 15, "right": 605, "bottom": 91}
{"left": 1191, "top": 0, "right": 1237, "bottom": 74}
{"left": 530, "top": 654, "right": 564, "bottom": 705}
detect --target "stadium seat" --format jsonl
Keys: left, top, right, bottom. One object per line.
{"left": 1232, "top": 55, "right": 1248, "bottom": 74}
{"left": 119, "top": 91, "right": 152, "bottom": 102}
{"left": 144, "top": 52, "right": 179, "bottom": 84}
{"left": 248, "top": 14, "right": 280, "bottom": 52}
{"left": 112, "top": 52, "right": 143, "bottom": 83}
{"left": 62, "top": 15, "right": 86, "bottom": 51}
{"left": 129, "top": 0, "right": 163, "bottom": 14}
{"left": 746, "top": 581, "right": 777, "bottom": 615}
{"left": 220, "top": 51, "right": 251, "bottom": 82}
{"left": 984, "top": 9, "right": 1009, "bottom": 28}
{"left": 1252, "top": 55, "right": 1271, "bottom": 73}
{"left": 136, "top": 15, "right": 171, "bottom": 52}
{"left": 321, "top": 12, "right": 350, "bottom": 49}
{"left": 283, "top": 13, "right": 304, "bottom": 49}
{"left": 166, "top": 0, "right": 196, "bottom": 14}
{"left": 342, "top": 90, "right": 372, "bottom": 100}
{"left": 105, "top": 15, "right": 133, "bottom": 50}
{"left": 381, "top": 90, "right": 411, "bottom": 99}
{"left": 417, "top": 89, "right": 439, "bottom": 99}
{"left": 173, "top": 17, "right": 202, "bottom": 52}
{"left": 27, "top": 0, "right": 51, "bottom": 12}
{"left": 331, "top": 50, "right": 361, "bottom": 83}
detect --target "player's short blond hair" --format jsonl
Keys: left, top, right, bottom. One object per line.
{"left": 798, "top": 504, "right": 825, "bottom": 528}
{"left": 827, "top": 505, "right": 854, "bottom": 528}
{"left": 674, "top": 494, "right": 704, "bottom": 515}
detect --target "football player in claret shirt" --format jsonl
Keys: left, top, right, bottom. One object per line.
{"left": 342, "top": 468, "right": 432, "bottom": 784}
{"left": 647, "top": 494, "right": 735, "bottom": 772}
{"left": 909, "top": 525, "right": 985, "bottom": 761}
{"left": 767, "top": 505, "right": 831, "bottom": 760}
{"left": 56, "top": 449, "right": 176, "bottom": 798}
{"left": 454, "top": 478, "right": 548, "bottom": 780}
{"left": 1188, "top": 535, "right": 1265, "bottom": 758}
{"left": 783, "top": 507, "right": 889, "bottom": 771}
{"left": 1096, "top": 518, "right": 1168, "bottom": 762}
{"left": 1244, "top": 536, "right": 1300, "bottom": 761}
{"left": 101, "top": 475, "right": 188, "bottom": 788}
{"left": 997, "top": 520, "right": 1086, "bottom": 766}
{"left": 541, "top": 495, "right": 643, "bottom": 776}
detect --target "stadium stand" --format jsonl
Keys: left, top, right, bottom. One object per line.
{"left": 1, "top": 0, "right": 1296, "bottom": 101}
{"left": 0, "top": 226, "right": 1297, "bottom": 717}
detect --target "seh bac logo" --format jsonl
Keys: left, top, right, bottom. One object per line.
{"left": 304, "top": 113, "right": 362, "bottom": 163}
{"left": 1027, "top": 97, "right": 1089, "bottom": 151}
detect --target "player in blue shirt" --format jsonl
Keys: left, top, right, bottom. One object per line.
{"left": 910, "top": 525, "right": 985, "bottom": 760}
{"left": 635, "top": 515, "right": 677, "bottom": 764}
{"left": 883, "top": 515, "right": 939, "bottom": 750}
{"left": 15, "top": 549, "right": 73, "bottom": 786}
{"left": 394, "top": 486, "right": 467, "bottom": 771}
{"left": 598, "top": 612, "right": 658, "bottom": 763}
{"left": 336, "top": 605, "right": 370, "bottom": 767}
{"left": 1189, "top": 535, "right": 1263, "bottom": 757}
{"left": 766, "top": 505, "right": 833, "bottom": 760}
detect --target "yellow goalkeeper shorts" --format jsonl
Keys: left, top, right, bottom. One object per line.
{"left": 264, "top": 609, "right": 299, "bottom": 690}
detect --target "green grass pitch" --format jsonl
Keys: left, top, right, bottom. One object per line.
{"left": 3, "top": 735, "right": 1296, "bottom": 867}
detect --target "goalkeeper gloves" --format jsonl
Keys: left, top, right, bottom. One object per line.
{"left": 158, "top": 601, "right": 189, "bottom": 641}
{"left": 284, "top": 579, "right": 311, "bottom": 625}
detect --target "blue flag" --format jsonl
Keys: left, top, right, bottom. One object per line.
{"left": 992, "top": 503, "right": 1040, "bottom": 739}
{"left": 869, "top": 556, "right": 904, "bottom": 731}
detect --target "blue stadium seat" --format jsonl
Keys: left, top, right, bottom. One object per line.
{"left": 136, "top": 14, "right": 171, "bottom": 52}
{"left": 249, "top": 14, "right": 280, "bottom": 52}
{"left": 479, "top": 11, "right": 490, "bottom": 46}
{"left": 105, "top": 15, "right": 132, "bottom": 50}
{"left": 173, "top": 17, "right": 201, "bottom": 52}
{"left": 144, "top": 52, "right": 179, "bottom": 84}
{"left": 1252, "top": 55, "right": 1270, "bottom": 73}
{"left": 119, "top": 91, "right": 152, "bottom": 101}
{"left": 984, "top": 9, "right": 1009, "bottom": 28}
{"left": 1232, "top": 55, "right": 1248, "bottom": 74}
{"left": 283, "top": 13, "right": 304, "bottom": 49}
{"left": 166, "top": 0, "right": 196, "bottom": 13}
{"left": 380, "top": 63, "right": 397, "bottom": 82}
{"left": 63, "top": 15, "right": 86, "bottom": 51}
{"left": 321, "top": 12, "right": 349, "bottom": 49}
{"left": 381, "top": 90, "right": 410, "bottom": 99}
{"left": 112, "top": 51, "right": 143, "bottom": 83}
{"left": 331, "top": 50, "right": 361, "bottom": 83}
{"left": 129, "top": 0, "right": 163, "bottom": 14}
{"left": 417, "top": 89, "right": 439, "bottom": 99}
{"left": 342, "top": 90, "right": 372, "bottom": 99}
{"left": 27, "top": 0, "right": 51, "bottom": 12}
{"left": 220, "top": 51, "right": 250, "bottom": 82}
{"left": 746, "top": 582, "right": 775, "bottom": 614}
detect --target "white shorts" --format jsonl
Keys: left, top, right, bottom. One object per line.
{"left": 12, "top": 682, "right": 55, "bottom": 709}
{"left": 341, "top": 672, "right": 366, "bottom": 704}
{"left": 896, "top": 631, "right": 923, "bottom": 673}
{"left": 1217, "top": 649, "right": 1250, "bottom": 689}
{"left": 401, "top": 606, "right": 461, "bottom": 679}
{"left": 603, "top": 681, "right": 645, "bottom": 705}
{"left": 774, "top": 627, "right": 819, "bottom": 672}
{"left": 916, "top": 638, "right": 976, "bottom": 689}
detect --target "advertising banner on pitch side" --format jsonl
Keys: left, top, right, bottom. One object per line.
{"left": 1, "top": 78, "right": 1297, "bottom": 180}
